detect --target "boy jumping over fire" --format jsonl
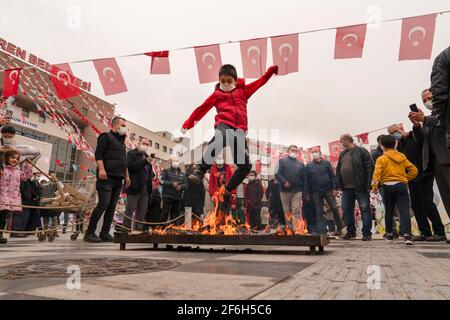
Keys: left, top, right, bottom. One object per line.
{"left": 181, "top": 64, "right": 278, "bottom": 209}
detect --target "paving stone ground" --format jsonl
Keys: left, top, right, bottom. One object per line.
{"left": 0, "top": 234, "right": 449, "bottom": 300}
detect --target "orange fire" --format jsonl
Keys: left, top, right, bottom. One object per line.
{"left": 150, "top": 185, "right": 307, "bottom": 236}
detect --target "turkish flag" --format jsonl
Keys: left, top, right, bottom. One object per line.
{"left": 194, "top": 45, "right": 222, "bottom": 84}
{"left": 240, "top": 38, "right": 267, "bottom": 78}
{"left": 145, "top": 51, "right": 170, "bottom": 75}
{"left": 2, "top": 68, "right": 21, "bottom": 98}
{"left": 271, "top": 34, "right": 299, "bottom": 75}
{"left": 328, "top": 140, "right": 343, "bottom": 166}
{"left": 399, "top": 14, "right": 436, "bottom": 61}
{"left": 355, "top": 132, "right": 369, "bottom": 145}
{"left": 334, "top": 24, "right": 367, "bottom": 59}
{"left": 93, "top": 58, "right": 128, "bottom": 96}
{"left": 49, "top": 64, "right": 80, "bottom": 100}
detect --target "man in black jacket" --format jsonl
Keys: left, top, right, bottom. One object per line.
{"left": 336, "top": 134, "right": 374, "bottom": 241}
{"left": 159, "top": 158, "right": 188, "bottom": 226}
{"left": 184, "top": 164, "right": 205, "bottom": 218}
{"left": 388, "top": 123, "right": 446, "bottom": 241}
{"left": 410, "top": 88, "right": 450, "bottom": 221}
{"left": 123, "top": 138, "right": 153, "bottom": 233}
{"left": 19, "top": 172, "right": 42, "bottom": 235}
{"left": 371, "top": 135, "right": 385, "bottom": 164}
{"left": 306, "top": 147, "right": 342, "bottom": 236}
{"left": 84, "top": 116, "right": 130, "bottom": 243}
{"left": 266, "top": 177, "right": 286, "bottom": 227}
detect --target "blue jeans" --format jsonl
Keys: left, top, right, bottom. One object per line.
{"left": 342, "top": 188, "right": 372, "bottom": 237}
{"left": 21, "top": 208, "right": 42, "bottom": 231}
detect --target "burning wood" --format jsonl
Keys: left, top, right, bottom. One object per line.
{"left": 151, "top": 186, "right": 308, "bottom": 236}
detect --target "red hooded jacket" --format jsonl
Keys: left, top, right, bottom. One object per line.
{"left": 182, "top": 66, "right": 278, "bottom": 131}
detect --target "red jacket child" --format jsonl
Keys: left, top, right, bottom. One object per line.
{"left": 182, "top": 66, "right": 278, "bottom": 132}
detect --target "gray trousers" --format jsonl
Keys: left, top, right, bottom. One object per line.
{"left": 123, "top": 191, "right": 149, "bottom": 231}
{"left": 280, "top": 191, "right": 303, "bottom": 229}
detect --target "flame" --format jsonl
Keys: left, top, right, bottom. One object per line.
{"left": 148, "top": 186, "right": 308, "bottom": 236}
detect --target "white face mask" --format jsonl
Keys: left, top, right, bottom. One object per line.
{"left": 289, "top": 152, "right": 297, "bottom": 159}
{"left": 312, "top": 152, "right": 321, "bottom": 160}
{"left": 2, "top": 137, "right": 15, "bottom": 146}
{"left": 172, "top": 161, "right": 180, "bottom": 169}
{"left": 117, "top": 126, "right": 127, "bottom": 136}
{"left": 248, "top": 176, "right": 255, "bottom": 181}
{"left": 424, "top": 100, "right": 433, "bottom": 111}
{"left": 220, "top": 84, "right": 236, "bottom": 92}
{"left": 215, "top": 159, "right": 225, "bottom": 165}
{"left": 138, "top": 145, "right": 149, "bottom": 153}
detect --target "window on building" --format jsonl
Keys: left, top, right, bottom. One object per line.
{"left": 163, "top": 146, "right": 167, "bottom": 153}
{"left": 169, "top": 148, "right": 173, "bottom": 155}
{"left": 21, "top": 110, "right": 30, "bottom": 118}
{"left": 82, "top": 108, "right": 88, "bottom": 116}
{"left": 155, "top": 143, "right": 160, "bottom": 150}
{"left": 149, "top": 140, "right": 152, "bottom": 147}
{"left": 38, "top": 113, "right": 46, "bottom": 123}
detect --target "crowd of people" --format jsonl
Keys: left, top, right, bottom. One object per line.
{"left": 1, "top": 47, "right": 450, "bottom": 247}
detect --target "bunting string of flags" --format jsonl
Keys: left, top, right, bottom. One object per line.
{"left": 1, "top": 10, "right": 449, "bottom": 97}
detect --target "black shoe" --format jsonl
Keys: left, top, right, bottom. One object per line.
{"left": 342, "top": 233, "right": 356, "bottom": 240}
{"left": 385, "top": 233, "right": 394, "bottom": 242}
{"left": 83, "top": 233, "right": 102, "bottom": 243}
{"left": 404, "top": 235, "right": 414, "bottom": 246}
{"left": 413, "top": 235, "right": 427, "bottom": 241}
{"left": 361, "top": 235, "right": 372, "bottom": 241}
{"left": 426, "top": 234, "right": 448, "bottom": 242}
{"left": 100, "top": 233, "right": 114, "bottom": 242}
{"left": 188, "top": 170, "right": 204, "bottom": 184}
{"left": 0, "top": 237, "right": 7, "bottom": 244}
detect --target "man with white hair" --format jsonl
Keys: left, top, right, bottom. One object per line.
{"left": 159, "top": 157, "right": 188, "bottom": 225}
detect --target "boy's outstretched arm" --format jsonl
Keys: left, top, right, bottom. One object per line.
{"left": 182, "top": 92, "right": 218, "bottom": 131}
{"left": 244, "top": 65, "right": 278, "bottom": 99}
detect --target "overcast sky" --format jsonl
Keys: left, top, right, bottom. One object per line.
{"left": 2, "top": 0, "right": 450, "bottom": 151}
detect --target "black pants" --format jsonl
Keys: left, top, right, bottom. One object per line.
{"left": 432, "top": 157, "right": 450, "bottom": 219}
{"left": 249, "top": 207, "right": 262, "bottom": 230}
{"left": 199, "top": 123, "right": 252, "bottom": 192}
{"left": 409, "top": 175, "right": 446, "bottom": 236}
{"left": 86, "top": 177, "right": 123, "bottom": 236}
{"left": 382, "top": 183, "right": 412, "bottom": 236}
{"left": 161, "top": 198, "right": 182, "bottom": 226}
{"left": 0, "top": 210, "right": 9, "bottom": 238}
{"left": 270, "top": 206, "right": 286, "bottom": 225}
{"left": 311, "top": 190, "right": 343, "bottom": 234}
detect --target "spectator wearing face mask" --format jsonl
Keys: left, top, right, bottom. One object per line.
{"left": 245, "top": 171, "right": 264, "bottom": 230}
{"left": 159, "top": 157, "right": 188, "bottom": 225}
{"left": 122, "top": 138, "right": 154, "bottom": 233}
{"left": 0, "top": 125, "right": 16, "bottom": 148}
{"left": 84, "top": 116, "right": 130, "bottom": 243}
{"left": 410, "top": 88, "right": 450, "bottom": 229}
{"left": 371, "top": 135, "right": 386, "bottom": 164}
{"left": 336, "top": 134, "right": 374, "bottom": 241}
{"left": 388, "top": 123, "right": 447, "bottom": 242}
{"left": 306, "top": 147, "right": 343, "bottom": 237}
{"left": 275, "top": 145, "right": 309, "bottom": 230}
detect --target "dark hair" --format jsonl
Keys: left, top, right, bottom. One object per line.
{"left": 219, "top": 64, "right": 237, "bottom": 80}
{"left": 380, "top": 135, "right": 396, "bottom": 149}
{"left": 249, "top": 170, "right": 257, "bottom": 176}
{"left": 288, "top": 145, "right": 298, "bottom": 151}
{"left": 1, "top": 125, "right": 16, "bottom": 135}
{"left": 2, "top": 148, "right": 20, "bottom": 165}
{"left": 376, "top": 134, "right": 385, "bottom": 143}
{"left": 111, "top": 116, "right": 126, "bottom": 127}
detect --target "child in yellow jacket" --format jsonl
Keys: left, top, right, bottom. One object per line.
{"left": 372, "top": 135, "right": 418, "bottom": 245}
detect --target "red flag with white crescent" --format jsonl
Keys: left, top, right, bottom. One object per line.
{"left": 355, "top": 132, "right": 369, "bottom": 145}
{"left": 2, "top": 68, "right": 21, "bottom": 98}
{"left": 328, "top": 140, "right": 343, "bottom": 166}
{"left": 240, "top": 38, "right": 267, "bottom": 78}
{"left": 334, "top": 24, "right": 367, "bottom": 59}
{"left": 145, "top": 51, "right": 170, "bottom": 75}
{"left": 93, "top": 58, "right": 128, "bottom": 96}
{"left": 271, "top": 34, "right": 299, "bottom": 75}
{"left": 194, "top": 45, "right": 222, "bottom": 84}
{"left": 399, "top": 14, "right": 436, "bottom": 61}
{"left": 49, "top": 64, "right": 80, "bottom": 100}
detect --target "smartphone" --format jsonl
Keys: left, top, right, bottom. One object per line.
{"left": 409, "top": 103, "right": 419, "bottom": 112}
